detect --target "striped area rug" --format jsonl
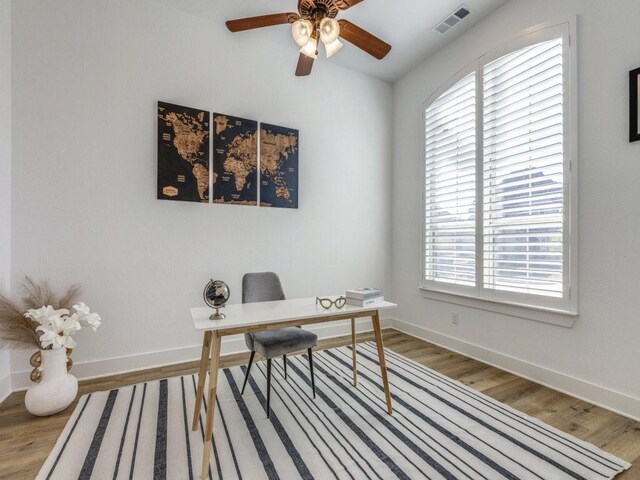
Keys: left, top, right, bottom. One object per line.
{"left": 38, "top": 343, "right": 630, "bottom": 479}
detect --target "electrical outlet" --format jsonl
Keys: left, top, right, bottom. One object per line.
{"left": 451, "top": 312, "right": 459, "bottom": 325}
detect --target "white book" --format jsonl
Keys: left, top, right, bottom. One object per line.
{"left": 346, "top": 296, "right": 384, "bottom": 307}
{"left": 345, "top": 287, "right": 383, "bottom": 300}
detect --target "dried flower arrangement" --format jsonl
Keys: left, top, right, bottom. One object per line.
{"left": 0, "top": 276, "right": 101, "bottom": 351}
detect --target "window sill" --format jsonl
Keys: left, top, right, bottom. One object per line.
{"left": 419, "top": 287, "right": 578, "bottom": 328}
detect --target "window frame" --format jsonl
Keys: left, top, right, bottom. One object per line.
{"left": 420, "top": 20, "right": 579, "bottom": 319}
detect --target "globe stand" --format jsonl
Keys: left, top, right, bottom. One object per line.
{"left": 209, "top": 307, "right": 226, "bottom": 320}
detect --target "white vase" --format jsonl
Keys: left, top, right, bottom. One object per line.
{"left": 25, "top": 348, "right": 78, "bottom": 416}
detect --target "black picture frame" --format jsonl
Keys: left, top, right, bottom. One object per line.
{"left": 631, "top": 67, "right": 640, "bottom": 142}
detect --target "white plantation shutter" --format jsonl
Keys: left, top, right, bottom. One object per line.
{"left": 424, "top": 73, "right": 476, "bottom": 286}
{"left": 483, "top": 38, "right": 565, "bottom": 298}
{"left": 422, "top": 24, "right": 575, "bottom": 313}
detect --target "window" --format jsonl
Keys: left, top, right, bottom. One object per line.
{"left": 422, "top": 23, "right": 577, "bottom": 314}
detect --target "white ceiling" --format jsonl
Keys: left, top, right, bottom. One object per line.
{"left": 153, "top": 0, "right": 507, "bottom": 82}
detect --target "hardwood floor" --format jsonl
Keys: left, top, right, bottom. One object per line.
{"left": 1, "top": 329, "right": 639, "bottom": 479}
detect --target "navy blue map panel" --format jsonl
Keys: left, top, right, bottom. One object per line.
{"left": 157, "top": 102, "right": 210, "bottom": 203}
{"left": 212, "top": 114, "right": 258, "bottom": 205}
{"left": 260, "top": 123, "right": 299, "bottom": 209}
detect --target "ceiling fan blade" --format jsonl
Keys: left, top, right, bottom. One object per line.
{"left": 226, "top": 13, "right": 299, "bottom": 32}
{"left": 295, "top": 53, "right": 315, "bottom": 77}
{"left": 334, "top": 0, "right": 366, "bottom": 10}
{"left": 338, "top": 19, "right": 391, "bottom": 60}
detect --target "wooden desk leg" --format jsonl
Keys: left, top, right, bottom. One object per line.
{"left": 372, "top": 311, "right": 393, "bottom": 414}
{"left": 351, "top": 318, "right": 358, "bottom": 387}
{"left": 201, "top": 332, "right": 221, "bottom": 480}
{"left": 192, "top": 331, "right": 212, "bottom": 431}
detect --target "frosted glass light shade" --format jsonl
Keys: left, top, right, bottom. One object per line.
{"left": 324, "top": 38, "right": 343, "bottom": 58}
{"left": 300, "top": 37, "right": 318, "bottom": 59}
{"left": 292, "top": 19, "right": 314, "bottom": 47}
{"left": 319, "top": 18, "right": 340, "bottom": 44}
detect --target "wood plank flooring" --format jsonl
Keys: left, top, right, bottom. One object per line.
{"left": 1, "top": 329, "right": 639, "bottom": 479}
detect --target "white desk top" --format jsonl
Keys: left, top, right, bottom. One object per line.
{"left": 191, "top": 297, "right": 397, "bottom": 332}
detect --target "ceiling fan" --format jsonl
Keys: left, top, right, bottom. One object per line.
{"left": 226, "top": 0, "right": 392, "bottom": 77}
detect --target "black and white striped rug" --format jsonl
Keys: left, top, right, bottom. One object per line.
{"left": 38, "top": 343, "right": 630, "bottom": 479}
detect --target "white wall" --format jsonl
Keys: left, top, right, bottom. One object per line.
{"left": 392, "top": 0, "right": 640, "bottom": 419}
{"left": 12, "top": 0, "right": 638, "bottom": 423}
{"left": 10, "top": 0, "right": 392, "bottom": 387}
{"left": 0, "top": 0, "right": 12, "bottom": 402}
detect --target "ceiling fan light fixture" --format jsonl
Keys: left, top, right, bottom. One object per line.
{"left": 319, "top": 17, "right": 340, "bottom": 44}
{"left": 300, "top": 36, "right": 318, "bottom": 59}
{"left": 324, "top": 38, "right": 343, "bottom": 58}
{"left": 292, "top": 19, "right": 314, "bottom": 47}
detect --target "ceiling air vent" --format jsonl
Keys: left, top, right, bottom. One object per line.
{"left": 433, "top": 5, "right": 472, "bottom": 34}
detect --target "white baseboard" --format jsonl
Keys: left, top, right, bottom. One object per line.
{"left": 0, "top": 374, "right": 11, "bottom": 404}
{"left": 10, "top": 317, "right": 392, "bottom": 391}
{"left": 391, "top": 318, "right": 640, "bottom": 422}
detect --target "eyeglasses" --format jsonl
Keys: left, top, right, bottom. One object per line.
{"left": 316, "top": 296, "right": 347, "bottom": 309}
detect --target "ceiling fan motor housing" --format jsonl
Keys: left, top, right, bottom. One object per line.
{"left": 299, "top": 0, "right": 339, "bottom": 20}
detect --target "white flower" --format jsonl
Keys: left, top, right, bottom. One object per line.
{"left": 37, "top": 314, "right": 81, "bottom": 350}
{"left": 25, "top": 302, "right": 101, "bottom": 349}
{"left": 24, "top": 305, "right": 70, "bottom": 326}
{"left": 72, "top": 303, "right": 102, "bottom": 331}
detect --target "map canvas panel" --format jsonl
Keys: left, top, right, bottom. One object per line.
{"left": 157, "top": 102, "right": 210, "bottom": 203}
{"left": 212, "top": 114, "right": 258, "bottom": 205}
{"left": 260, "top": 123, "right": 299, "bottom": 209}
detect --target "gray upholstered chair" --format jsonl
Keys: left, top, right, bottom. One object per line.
{"left": 240, "top": 272, "right": 317, "bottom": 418}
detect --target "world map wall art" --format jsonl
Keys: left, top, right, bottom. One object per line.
{"left": 260, "top": 123, "right": 299, "bottom": 208}
{"left": 212, "top": 114, "right": 258, "bottom": 205}
{"left": 157, "top": 102, "right": 298, "bottom": 209}
{"left": 157, "top": 102, "right": 210, "bottom": 203}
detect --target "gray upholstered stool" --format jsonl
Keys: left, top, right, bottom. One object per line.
{"left": 240, "top": 272, "right": 318, "bottom": 418}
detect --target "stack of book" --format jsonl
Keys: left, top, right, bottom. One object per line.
{"left": 345, "top": 288, "right": 384, "bottom": 307}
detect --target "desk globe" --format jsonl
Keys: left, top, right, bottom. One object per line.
{"left": 203, "top": 279, "right": 230, "bottom": 320}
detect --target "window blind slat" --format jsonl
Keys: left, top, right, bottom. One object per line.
{"left": 484, "top": 61, "right": 562, "bottom": 101}
{"left": 488, "top": 204, "right": 564, "bottom": 216}
{"left": 427, "top": 102, "right": 475, "bottom": 126}
{"left": 484, "top": 41, "right": 559, "bottom": 76}
{"left": 484, "top": 90, "right": 563, "bottom": 129}
{"left": 425, "top": 137, "right": 476, "bottom": 162}
{"left": 430, "top": 78, "right": 476, "bottom": 108}
{"left": 426, "top": 157, "right": 476, "bottom": 176}
{"left": 485, "top": 156, "right": 563, "bottom": 181}
{"left": 484, "top": 173, "right": 564, "bottom": 196}
{"left": 426, "top": 128, "right": 476, "bottom": 152}
{"left": 484, "top": 119, "right": 563, "bottom": 145}
{"left": 482, "top": 153, "right": 562, "bottom": 177}
{"left": 426, "top": 172, "right": 477, "bottom": 192}
{"left": 486, "top": 190, "right": 563, "bottom": 207}
{"left": 487, "top": 133, "right": 563, "bottom": 159}
{"left": 484, "top": 103, "right": 563, "bottom": 138}
{"left": 484, "top": 212, "right": 564, "bottom": 227}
